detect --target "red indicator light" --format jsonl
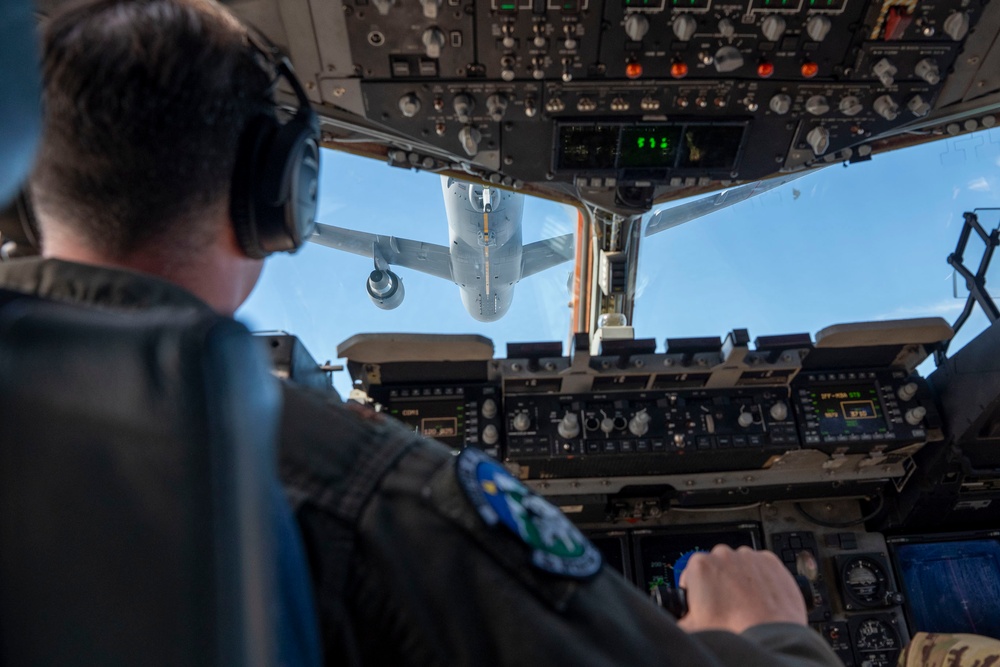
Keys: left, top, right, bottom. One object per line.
{"left": 626, "top": 60, "right": 643, "bottom": 79}
{"left": 757, "top": 61, "right": 775, "bottom": 78}
{"left": 670, "top": 61, "right": 689, "bottom": 79}
{"left": 801, "top": 61, "right": 819, "bottom": 78}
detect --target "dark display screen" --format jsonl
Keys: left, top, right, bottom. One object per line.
{"left": 891, "top": 537, "right": 1000, "bottom": 639}
{"left": 619, "top": 126, "right": 681, "bottom": 168}
{"left": 557, "top": 125, "right": 619, "bottom": 170}
{"left": 555, "top": 123, "right": 746, "bottom": 173}
{"left": 588, "top": 533, "right": 629, "bottom": 577}
{"left": 634, "top": 526, "right": 759, "bottom": 590}
{"left": 679, "top": 126, "right": 745, "bottom": 170}
{"left": 806, "top": 385, "right": 888, "bottom": 437}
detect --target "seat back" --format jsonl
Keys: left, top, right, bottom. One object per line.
{"left": 0, "top": 291, "right": 281, "bottom": 666}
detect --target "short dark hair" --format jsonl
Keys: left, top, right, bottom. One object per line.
{"left": 31, "top": 0, "right": 273, "bottom": 257}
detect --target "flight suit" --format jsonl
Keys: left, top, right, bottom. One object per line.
{"left": 0, "top": 256, "right": 844, "bottom": 667}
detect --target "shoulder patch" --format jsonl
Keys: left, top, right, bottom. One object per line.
{"left": 456, "top": 447, "right": 602, "bottom": 579}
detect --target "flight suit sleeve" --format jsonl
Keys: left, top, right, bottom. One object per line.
{"left": 341, "top": 439, "right": 846, "bottom": 667}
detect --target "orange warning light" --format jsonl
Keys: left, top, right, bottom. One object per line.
{"left": 757, "top": 61, "right": 775, "bottom": 78}
{"left": 626, "top": 60, "right": 643, "bottom": 79}
{"left": 670, "top": 61, "right": 688, "bottom": 79}
{"left": 801, "top": 61, "right": 819, "bottom": 78}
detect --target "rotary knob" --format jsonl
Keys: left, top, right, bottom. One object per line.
{"left": 874, "top": 95, "right": 899, "bottom": 121}
{"left": 422, "top": 27, "right": 446, "bottom": 59}
{"left": 481, "top": 398, "right": 498, "bottom": 419}
{"left": 806, "top": 15, "right": 832, "bottom": 42}
{"left": 805, "top": 94, "right": 830, "bottom": 116}
{"left": 806, "top": 126, "right": 830, "bottom": 156}
{"left": 897, "top": 382, "right": 919, "bottom": 402}
{"left": 718, "top": 18, "right": 735, "bottom": 39}
{"left": 486, "top": 94, "right": 508, "bottom": 121}
{"left": 769, "top": 93, "right": 792, "bottom": 115}
{"left": 398, "top": 93, "right": 421, "bottom": 118}
{"left": 482, "top": 424, "right": 499, "bottom": 446}
{"left": 738, "top": 411, "right": 755, "bottom": 428}
{"left": 453, "top": 94, "right": 474, "bottom": 123}
{"left": 769, "top": 401, "right": 789, "bottom": 422}
{"left": 943, "top": 11, "right": 970, "bottom": 41}
{"left": 420, "top": 0, "right": 441, "bottom": 19}
{"left": 915, "top": 58, "right": 941, "bottom": 85}
{"left": 839, "top": 95, "right": 863, "bottom": 116}
{"left": 458, "top": 125, "right": 481, "bottom": 156}
{"left": 761, "top": 15, "right": 786, "bottom": 42}
{"left": 872, "top": 58, "right": 897, "bottom": 87}
{"left": 905, "top": 406, "right": 927, "bottom": 426}
{"left": 512, "top": 412, "right": 531, "bottom": 432}
{"left": 628, "top": 410, "right": 651, "bottom": 437}
{"left": 625, "top": 13, "right": 650, "bottom": 42}
{"left": 600, "top": 416, "right": 616, "bottom": 435}
{"left": 558, "top": 412, "right": 581, "bottom": 439}
{"left": 672, "top": 14, "right": 697, "bottom": 42}
{"left": 714, "top": 46, "right": 744, "bottom": 73}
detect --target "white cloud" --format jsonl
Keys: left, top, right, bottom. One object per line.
{"left": 968, "top": 177, "right": 991, "bottom": 192}
{"left": 872, "top": 299, "right": 964, "bottom": 321}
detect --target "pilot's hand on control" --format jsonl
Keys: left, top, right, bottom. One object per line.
{"left": 676, "top": 544, "right": 807, "bottom": 635}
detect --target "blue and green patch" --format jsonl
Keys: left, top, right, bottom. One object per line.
{"left": 456, "top": 447, "right": 602, "bottom": 579}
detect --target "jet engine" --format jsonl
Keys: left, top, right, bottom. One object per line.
{"left": 366, "top": 268, "right": 404, "bottom": 310}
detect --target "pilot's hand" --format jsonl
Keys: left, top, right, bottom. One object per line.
{"left": 676, "top": 544, "right": 807, "bottom": 635}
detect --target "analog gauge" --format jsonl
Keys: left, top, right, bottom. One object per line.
{"left": 840, "top": 556, "right": 889, "bottom": 608}
{"left": 851, "top": 617, "right": 900, "bottom": 667}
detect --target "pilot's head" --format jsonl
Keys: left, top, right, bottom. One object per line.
{"left": 30, "top": 0, "right": 305, "bottom": 313}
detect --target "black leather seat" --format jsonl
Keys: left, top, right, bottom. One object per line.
{"left": 0, "top": 290, "right": 284, "bottom": 666}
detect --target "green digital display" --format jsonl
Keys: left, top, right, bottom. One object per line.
{"left": 670, "top": 0, "right": 711, "bottom": 7}
{"left": 624, "top": 0, "right": 665, "bottom": 8}
{"left": 750, "top": 0, "right": 803, "bottom": 10}
{"left": 619, "top": 126, "right": 681, "bottom": 168}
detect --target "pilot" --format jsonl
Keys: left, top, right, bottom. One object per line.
{"left": 0, "top": 1, "right": 843, "bottom": 665}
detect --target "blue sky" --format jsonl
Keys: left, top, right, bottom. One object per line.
{"left": 239, "top": 128, "right": 1000, "bottom": 396}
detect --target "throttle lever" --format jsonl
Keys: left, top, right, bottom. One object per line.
{"left": 651, "top": 574, "right": 815, "bottom": 619}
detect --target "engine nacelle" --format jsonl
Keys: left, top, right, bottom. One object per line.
{"left": 366, "top": 269, "right": 404, "bottom": 310}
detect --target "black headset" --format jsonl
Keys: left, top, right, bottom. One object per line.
{"left": 230, "top": 29, "right": 321, "bottom": 259}
{"left": 0, "top": 27, "right": 320, "bottom": 260}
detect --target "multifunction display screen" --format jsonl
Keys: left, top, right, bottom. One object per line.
{"left": 634, "top": 525, "right": 759, "bottom": 590}
{"left": 805, "top": 385, "right": 888, "bottom": 437}
{"left": 556, "top": 122, "right": 746, "bottom": 173}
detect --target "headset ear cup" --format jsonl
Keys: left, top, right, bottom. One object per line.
{"left": 230, "top": 115, "right": 276, "bottom": 259}
{"left": 257, "top": 112, "right": 318, "bottom": 252}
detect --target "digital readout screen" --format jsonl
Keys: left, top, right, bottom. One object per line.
{"left": 891, "top": 538, "right": 1000, "bottom": 639}
{"left": 635, "top": 526, "right": 759, "bottom": 590}
{"left": 555, "top": 123, "right": 746, "bottom": 173}
{"left": 619, "top": 126, "right": 681, "bottom": 168}
{"left": 387, "top": 399, "right": 466, "bottom": 447}
{"left": 806, "top": 385, "right": 888, "bottom": 436}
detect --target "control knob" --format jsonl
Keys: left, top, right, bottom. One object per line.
{"left": 769, "top": 93, "right": 792, "bottom": 115}
{"left": 558, "top": 412, "right": 581, "bottom": 439}
{"left": 943, "top": 12, "right": 970, "bottom": 41}
{"left": 718, "top": 18, "right": 735, "bottom": 39}
{"left": 805, "top": 95, "right": 830, "bottom": 116}
{"left": 532, "top": 23, "right": 547, "bottom": 49}
{"left": 453, "top": 94, "right": 474, "bottom": 123}
{"left": 481, "top": 398, "right": 498, "bottom": 419}
{"left": 874, "top": 95, "right": 899, "bottom": 121}
{"left": 672, "top": 14, "right": 697, "bottom": 42}
{"left": 486, "top": 94, "right": 508, "bottom": 121}
{"left": 482, "top": 424, "right": 499, "bottom": 446}
{"left": 769, "top": 401, "right": 789, "bottom": 422}
{"left": 905, "top": 406, "right": 927, "bottom": 426}
{"left": 422, "top": 27, "right": 446, "bottom": 59}
{"left": 839, "top": 96, "right": 863, "bottom": 116}
{"left": 897, "top": 382, "right": 919, "bottom": 402}
{"left": 915, "top": 58, "right": 941, "bottom": 85}
{"left": 531, "top": 57, "right": 545, "bottom": 80}
{"left": 714, "top": 46, "right": 744, "bottom": 73}
{"left": 872, "top": 58, "right": 897, "bottom": 87}
{"left": 512, "top": 412, "right": 531, "bottom": 432}
{"left": 600, "top": 416, "right": 616, "bottom": 435}
{"left": 806, "top": 15, "right": 832, "bottom": 42}
{"left": 806, "top": 126, "right": 830, "bottom": 156}
{"left": 420, "top": 0, "right": 441, "bottom": 19}
{"left": 628, "top": 410, "right": 651, "bottom": 437}
{"left": 625, "top": 13, "right": 650, "bottom": 42}
{"left": 398, "top": 93, "right": 421, "bottom": 118}
{"left": 458, "top": 125, "right": 481, "bottom": 156}
{"left": 761, "top": 15, "right": 786, "bottom": 42}
{"left": 737, "top": 411, "right": 755, "bottom": 428}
